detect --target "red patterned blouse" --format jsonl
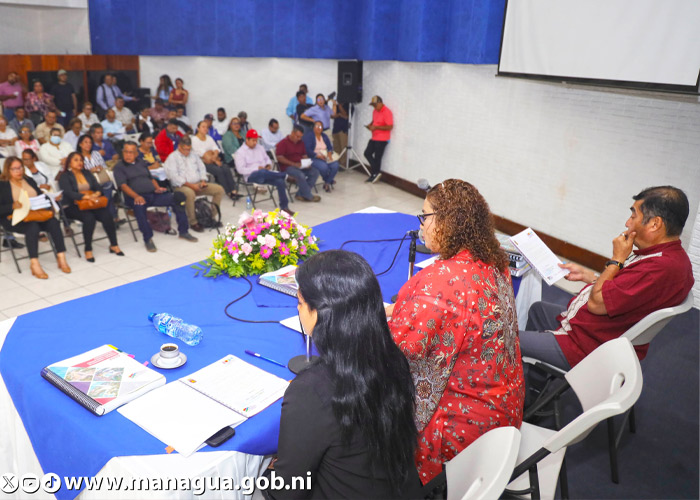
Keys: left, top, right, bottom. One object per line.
{"left": 389, "top": 249, "right": 525, "bottom": 484}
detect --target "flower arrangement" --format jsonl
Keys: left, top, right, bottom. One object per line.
{"left": 194, "top": 208, "right": 320, "bottom": 278}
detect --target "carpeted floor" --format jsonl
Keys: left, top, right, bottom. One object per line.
{"left": 535, "top": 284, "right": 699, "bottom": 499}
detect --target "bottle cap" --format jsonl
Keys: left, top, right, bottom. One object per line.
{"left": 148, "top": 312, "right": 155, "bottom": 321}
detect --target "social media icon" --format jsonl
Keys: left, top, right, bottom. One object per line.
{"left": 1, "top": 473, "right": 19, "bottom": 494}
{"left": 21, "top": 473, "right": 40, "bottom": 494}
{"left": 42, "top": 473, "right": 61, "bottom": 494}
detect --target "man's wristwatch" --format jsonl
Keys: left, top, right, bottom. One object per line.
{"left": 605, "top": 260, "right": 624, "bottom": 270}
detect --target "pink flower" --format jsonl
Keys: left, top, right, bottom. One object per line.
{"left": 260, "top": 245, "right": 273, "bottom": 259}
{"left": 238, "top": 212, "right": 255, "bottom": 228}
{"left": 264, "top": 234, "right": 277, "bottom": 248}
{"left": 279, "top": 243, "right": 290, "bottom": 256}
{"left": 279, "top": 219, "right": 292, "bottom": 231}
{"left": 242, "top": 243, "right": 253, "bottom": 256}
{"left": 307, "top": 236, "right": 315, "bottom": 245}
{"left": 234, "top": 229, "right": 244, "bottom": 240}
{"left": 280, "top": 228, "right": 290, "bottom": 240}
{"left": 261, "top": 222, "right": 271, "bottom": 230}
{"left": 253, "top": 209, "right": 264, "bottom": 221}
{"left": 225, "top": 241, "right": 239, "bottom": 255}
{"left": 299, "top": 245, "right": 307, "bottom": 255}
{"left": 245, "top": 229, "right": 257, "bottom": 241}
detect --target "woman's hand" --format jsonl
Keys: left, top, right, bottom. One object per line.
{"left": 385, "top": 303, "right": 395, "bottom": 318}
{"left": 39, "top": 184, "right": 51, "bottom": 191}
{"left": 12, "top": 201, "right": 22, "bottom": 209}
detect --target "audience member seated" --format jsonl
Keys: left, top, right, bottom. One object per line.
{"left": 387, "top": 179, "right": 525, "bottom": 484}
{"left": 22, "top": 149, "right": 57, "bottom": 192}
{"left": 25, "top": 80, "right": 56, "bottom": 125}
{"left": 0, "top": 156, "right": 70, "bottom": 279}
{"left": 166, "top": 109, "right": 192, "bottom": 135}
{"left": 203, "top": 114, "right": 222, "bottom": 142}
{"left": 300, "top": 94, "right": 332, "bottom": 131}
{"left": 114, "top": 142, "right": 198, "bottom": 252}
{"left": 269, "top": 250, "right": 420, "bottom": 499}
{"left": 96, "top": 74, "right": 135, "bottom": 118}
{"left": 14, "top": 126, "right": 40, "bottom": 157}
{"left": 77, "top": 102, "right": 99, "bottom": 133}
{"left": 155, "top": 75, "right": 173, "bottom": 103}
{"left": 137, "top": 132, "right": 166, "bottom": 177}
{"left": 63, "top": 118, "right": 83, "bottom": 150}
{"left": 0, "top": 116, "right": 18, "bottom": 157}
{"left": 234, "top": 130, "right": 292, "bottom": 216}
{"left": 212, "top": 107, "right": 229, "bottom": 137}
{"left": 154, "top": 119, "right": 183, "bottom": 162}
{"left": 303, "top": 121, "right": 339, "bottom": 192}
{"left": 38, "top": 128, "right": 72, "bottom": 179}
{"left": 8, "top": 107, "right": 34, "bottom": 135}
{"left": 149, "top": 99, "right": 169, "bottom": 130}
{"left": 34, "top": 111, "right": 65, "bottom": 145}
{"left": 163, "top": 136, "right": 224, "bottom": 232}
{"left": 261, "top": 119, "right": 283, "bottom": 152}
{"left": 77, "top": 134, "right": 117, "bottom": 221}
{"left": 90, "top": 124, "right": 119, "bottom": 165}
{"left": 168, "top": 78, "right": 188, "bottom": 111}
{"left": 237, "top": 111, "right": 250, "bottom": 135}
{"left": 101, "top": 109, "right": 125, "bottom": 145}
{"left": 50, "top": 69, "right": 77, "bottom": 126}
{"left": 286, "top": 84, "right": 312, "bottom": 125}
{"left": 192, "top": 120, "right": 238, "bottom": 200}
{"left": 112, "top": 97, "right": 136, "bottom": 133}
{"left": 520, "top": 186, "right": 694, "bottom": 372}
{"left": 136, "top": 107, "right": 155, "bottom": 134}
{"left": 174, "top": 104, "right": 190, "bottom": 128}
{"left": 221, "top": 117, "right": 244, "bottom": 164}
{"left": 58, "top": 152, "right": 122, "bottom": 262}
{"left": 275, "top": 125, "right": 320, "bottom": 203}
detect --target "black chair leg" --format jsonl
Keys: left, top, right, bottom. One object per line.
{"left": 607, "top": 417, "right": 620, "bottom": 484}
{"left": 559, "top": 456, "right": 570, "bottom": 499}
{"left": 629, "top": 405, "right": 636, "bottom": 433}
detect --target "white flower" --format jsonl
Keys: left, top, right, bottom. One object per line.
{"left": 257, "top": 235, "right": 266, "bottom": 245}
{"left": 233, "top": 253, "right": 240, "bottom": 263}
{"left": 234, "top": 229, "right": 244, "bottom": 240}
{"left": 297, "top": 226, "right": 307, "bottom": 237}
{"left": 290, "top": 239, "right": 299, "bottom": 248}
{"left": 265, "top": 234, "right": 277, "bottom": 248}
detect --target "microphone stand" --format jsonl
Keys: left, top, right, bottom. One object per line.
{"left": 392, "top": 231, "right": 419, "bottom": 303}
{"left": 288, "top": 321, "right": 319, "bottom": 374}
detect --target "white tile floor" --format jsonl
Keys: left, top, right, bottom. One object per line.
{"left": 0, "top": 169, "right": 586, "bottom": 320}
{"left": 0, "top": 169, "right": 425, "bottom": 320}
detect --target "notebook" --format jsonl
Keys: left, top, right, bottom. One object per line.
{"left": 258, "top": 265, "right": 298, "bottom": 297}
{"left": 41, "top": 344, "right": 166, "bottom": 416}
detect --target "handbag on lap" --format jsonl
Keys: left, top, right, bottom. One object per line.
{"left": 75, "top": 190, "right": 108, "bottom": 211}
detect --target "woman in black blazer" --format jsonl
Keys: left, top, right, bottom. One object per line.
{"left": 0, "top": 156, "right": 70, "bottom": 279}
{"left": 58, "top": 152, "right": 123, "bottom": 262}
{"left": 267, "top": 250, "right": 421, "bottom": 499}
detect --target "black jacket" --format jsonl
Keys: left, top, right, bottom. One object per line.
{"left": 0, "top": 176, "right": 42, "bottom": 218}
{"left": 58, "top": 169, "right": 100, "bottom": 207}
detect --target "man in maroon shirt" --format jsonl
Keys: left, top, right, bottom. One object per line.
{"left": 520, "top": 185, "right": 694, "bottom": 370}
{"left": 275, "top": 125, "right": 321, "bottom": 202}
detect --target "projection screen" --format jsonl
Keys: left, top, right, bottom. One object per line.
{"left": 498, "top": 0, "right": 700, "bottom": 92}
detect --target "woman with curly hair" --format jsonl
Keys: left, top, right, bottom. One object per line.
{"left": 387, "top": 178, "right": 525, "bottom": 484}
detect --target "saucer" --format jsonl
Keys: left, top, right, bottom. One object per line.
{"left": 151, "top": 352, "right": 187, "bottom": 369}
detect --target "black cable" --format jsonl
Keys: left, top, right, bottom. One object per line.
{"left": 375, "top": 233, "right": 409, "bottom": 276}
{"left": 339, "top": 237, "right": 404, "bottom": 249}
{"left": 224, "top": 276, "right": 282, "bottom": 324}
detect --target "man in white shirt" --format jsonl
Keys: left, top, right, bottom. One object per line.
{"left": 175, "top": 105, "right": 191, "bottom": 127}
{"left": 261, "top": 119, "right": 283, "bottom": 152}
{"left": 234, "top": 129, "right": 292, "bottom": 216}
{"left": 38, "top": 128, "right": 72, "bottom": 178}
{"left": 101, "top": 109, "right": 124, "bottom": 143}
{"left": 212, "top": 107, "right": 229, "bottom": 137}
{"left": 77, "top": 102, "right": 100, "bottom": 133}
{"left": 112, "top": 97, "right": 136, "bottom": 133}
{"left": 163, "top": 136, "right": 225, "bottom": 232}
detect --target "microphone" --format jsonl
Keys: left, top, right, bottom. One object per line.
{"left": 406, "top": 229, "right": 420, "bottom": 238}
{"left": 417, "top": 178, "right": 431, "bottom": 191}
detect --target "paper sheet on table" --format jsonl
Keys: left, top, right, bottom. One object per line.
{"left": 280, "top": 303, "right": 392, "bottom": 333}
{"left": 300, "top": 158, "right": 312, "bottom": 168}
{"left": 11, "top": 190, "right": 30, "bottom": 225}
{"left": 118, "top": 381, "right": 246, "bottom": 457}
{"left": 354, "top": 206, "right": 396, "bottom": 214}
{"left": 509, "top": 228, "right": 569, "bottom": 286}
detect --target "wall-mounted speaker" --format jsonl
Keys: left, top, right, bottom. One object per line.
{"left": 337, "top": 60, "right": 363, "bottom": 103}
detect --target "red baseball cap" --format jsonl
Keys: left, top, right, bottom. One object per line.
{"left": 246, "top": 129, "right": 260, "bottom": 139}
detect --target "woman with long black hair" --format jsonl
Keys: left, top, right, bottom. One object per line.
{"left": 268, "top": 250, "right": 420, "bottom": 499}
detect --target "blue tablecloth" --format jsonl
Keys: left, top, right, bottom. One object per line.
{"left": 0, "top": 212, "right": 521, "bottom": 499}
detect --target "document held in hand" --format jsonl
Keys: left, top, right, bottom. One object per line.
{"left": 509, "top": 228, "right": 569, "bottom": 286}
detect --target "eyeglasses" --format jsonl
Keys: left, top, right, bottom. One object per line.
{"left": 416, "top": 213, "right": 436, "bottom": 225}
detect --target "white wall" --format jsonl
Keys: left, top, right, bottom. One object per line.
{"left": 139, "top": 56, "right": 700, "bottom": 275}
{"left": 139, "top": 56, "right": 338, "bottom": 134}
{"left": 0, "top": 1, "right": 90, "bottom": 54}
{"left": 690, "top": 202, "right": 700, "bottom": 308}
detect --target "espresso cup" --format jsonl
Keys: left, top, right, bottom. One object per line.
{"left": 159, "top": 343, "right": 180, "bottom": 364}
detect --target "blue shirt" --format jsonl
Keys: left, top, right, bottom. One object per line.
{"left": 92, "top": 139, "right": 117, "bottom": 162}
{"left": 208, "top": 127, "right": 222, "bottom": 142}
{"left": 286, "top": 95, "right": 313, "bottom": 118}
{"left": 302, "top": 105, "right": 332, "bottom": 130}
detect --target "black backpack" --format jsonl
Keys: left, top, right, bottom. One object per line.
{"left": 194, "top": 198, "right": 221, "bottom": 229}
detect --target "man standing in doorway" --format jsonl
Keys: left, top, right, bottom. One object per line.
{"left": 50, "top": 69, "right": 77, "bottom": 127}
{"left": 364, "top": 95, "right": 393, "bottom": 184}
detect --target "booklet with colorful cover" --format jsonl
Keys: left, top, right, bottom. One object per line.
{"left": 257, "top": 264, "right": 299, "bottom": 297}
{"left": 41, "top": 344, "right": 166, "bottom": 416}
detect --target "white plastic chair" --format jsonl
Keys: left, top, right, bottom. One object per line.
{"left": 507, "top": 338, "right": 643, "bottom": 499}
{"left": 445, "top": 426, "right": 521, "bottom": 500}
{"left": 622, "top": 291, "right": 695, "bottom": 345}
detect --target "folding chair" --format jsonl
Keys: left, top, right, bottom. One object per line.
{"left": 523, "top": 291, "right": 695, "bottom": 484}
{"left": 234, "top": 171, "right": 277, "bottom": 210}
{"left": 423, "top": 427, "right": 522, "bottom": 500}
{"left": 0, "top": 224, "right": 58, "bottom": 273}
{"left": 507, "top": 338, "right": 643, "bottom": 500}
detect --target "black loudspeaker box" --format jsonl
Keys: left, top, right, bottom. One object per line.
{"left": 337, "top": 60, "right": 363, "bottom": 103}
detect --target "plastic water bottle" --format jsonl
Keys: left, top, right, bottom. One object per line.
{"left": 245, "top": 196, "right": 253, "bottom": 212}
{"left": 148, "top": 312, "right": 203, "bottom": 346}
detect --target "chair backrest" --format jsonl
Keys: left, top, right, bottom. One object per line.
{"left": 622, "top": 292, "right": 695, "bottom": 345}
{"left": 542, "top": 338, "right": 643, "bottom": 452}
{"left": 446, "top": 426, "right": 521, "bottom": 500}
